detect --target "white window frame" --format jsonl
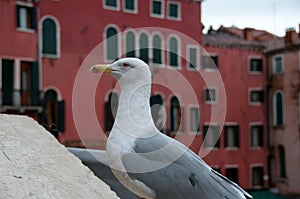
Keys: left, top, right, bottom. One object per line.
{"left": 248, "top": 56, "right": 263, "bottom": 74}
{"left": 225, "top": 165, "right": 239, "bottom": 183}
{"left": 150, "top": 0, "right": 164, "bottom": 18}
{"left": 167, "top": 1, "right": 181, "bottom": 21}
{"left": 250, "top": 164, "right": 264, "bottom": 189}
{"left": 123, "top": 29, "right": 137, "bottom": 58}
{"left": 186, "top": 45, "right": 200, "bottom": 71}
{"left": 152, "top": 32, "right": 165, "bottom": 67}
{"left": 16, "top": 1, "right": 35, "bottom": 33}
{"left": 203, "top": 123, "right": 220, "bottom": 150}
{"left": 167, "top": 34, "right": 181, "bottom": 70}
{"left": 168, "top": 95, "right": 184, "bottom": 135}
{"left": 138, "top": 30, "right": 151, "bottom": 62}
{"left": 123, "top": 0, "right": 138, "bottom": 14}
{"left": 249, "top": 122, "right": 264, "bottom": 150}
{"left": 249, "top": 88, "right": 264, "bottom": 106}
{"left": 103, "top": 0, "right": 120, "bottom": 11}
{"left": 272, "top": 54, "right": 284, "bottom": 74}
{"left": 204, "top": 86, "right": 217, "bottom": 104}
{"left": 103, "top": 24, "right": 121, "bottom": 63}
{"left": 39, "top": 15, "right": 61, "bottom": 59}
{"left": 202, "top": 53, "right": 218, "bottom": 72}
{"left": 188, "top": 105, "right": 200, "bottom": 135}
{"left": 224, "top": 123, "right": 239, "bottom": 150}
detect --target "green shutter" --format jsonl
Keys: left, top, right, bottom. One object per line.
{"left": 125, "top": 0, "right": 134, "bottom": 10}
{"left": 30, "top": 62, "right": 39, "bottom": 105}
{"left": 58, "top": 100, "right": 65, "bottom": 132}
{"left": 16, "top": 6, "right": 20, "bottom": 28}
{"left": 30, "top": 7, "right": 36, "bottom": 29}
{"left": 43, "top": 19, "right": 57, "bottom": 55}
{"left": 2, "top": 60, "right": 14, "bottom": 105}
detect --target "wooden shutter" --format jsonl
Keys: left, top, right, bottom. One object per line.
{"left": 30, "top": 62, "right": 39, "bottom": 105}
{"left": 57, "top": 100, "right": 65, "bottom": 132}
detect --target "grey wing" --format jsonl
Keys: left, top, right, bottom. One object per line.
{"left": 122, "top": 133, "right": 252, "bottom": 199}
{"left": 67, "top": 147, "right": 139, "bottom": 199}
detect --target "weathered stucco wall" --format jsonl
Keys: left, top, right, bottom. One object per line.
{"left": 0, "top": 114, "right": 119, "bottom": 199}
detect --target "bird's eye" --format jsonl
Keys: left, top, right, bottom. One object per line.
{"left": 122, "top": 62, "right": 130, "bottom": 68}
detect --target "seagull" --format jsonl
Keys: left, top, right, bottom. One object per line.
{"left": 89, "top": 58, "right": 252, "bottom": 199}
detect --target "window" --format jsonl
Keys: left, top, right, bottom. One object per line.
{"left": 187, "top": 46, "right": 199, "bottom": 70}
{"left": 225, "top": 167, "right": 239, "bottom": 184}
{"left": 203, "top": 54, "right": 218, "bottom": 70}
{"left": 273, "top": 55, "right": 284, "bottom": 74}
{"left": 153, "top": 34, "right": 162, "bottom": 64}
{"left": 42, "top": 89, "right": 65, "bottom": 133}
{"left": 151, "top": 0, "right": 164, "bottom": 18}
{"left": 106, "top": 27, "right": 119, "bottom": 61}
{"left": 212, "top": 167, "right": 221, "bottom": 174}
{"left": 125, "top": 31, "right": 136, "bottom": 57}
{"left": 250, "top": 125, "right": 263, "bottom": 148}
{"left": 249, "top": 58, "right": 263, "bottom": 73}
{"left": 224, "top": 125, "right": 239, "bottom": 148}
{"left": 170, "top": 96, "right": 183, "bottom": 133}
{"left": 103, "top": 0, "right": 120, "bottom": 10}
{"left": 139, "top": 33, "right": 149, "bottom": 63}
{"left": 249, "top": 90, "right": 264, "bottom": 104}
{"left": 204, "top": 88, "right": 216, "bottom": 104}
{"left": 1, "top": 59, "right": 14, "bottom": 105}
{"left": 123, "top": 0, "right": 137, "bottom": 13}
{"left": 189, "top": 107, "right": 200, "bottom": 134}
{"left": 167, "top": 2, "right": 181, "bottom": 20}
{"left": 16, "top": 4, "right": 36, "bottom": 31}
{"left": 42, "top": 18, "right": 59, "bottom": 57}
{"left": 150, "top": 95, "right": 164, "bottom": 132}
{"left": 278, "top": 145, "right": 287, "bottom": 178}
{"left": 105, "top": 92, "right": 119, "bottom": 132}
{"left": 169, "top": 37, "right": 179, "bottom": 67}
{"left": 20, "top": 61, "right": 39, "bottom": 106}
{"left": 273, "top": 91, "right": 284, "bottom": 126}
{"left": 203, "top": 125, "right": 220, "bottom": 148}
{"left": 252, "top": 166, "right": 264, "bottom": 187}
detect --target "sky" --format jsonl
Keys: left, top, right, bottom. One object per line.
{"left": 202, "top": 0, "right": 300, "bottom": 36}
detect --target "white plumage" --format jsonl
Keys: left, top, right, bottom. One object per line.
{"left": 89, "top": 58, "right": 252, "bottom": 199}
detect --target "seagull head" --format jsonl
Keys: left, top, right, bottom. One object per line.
{"left": 90, "top": 58, "right": 152, "bottom": 86}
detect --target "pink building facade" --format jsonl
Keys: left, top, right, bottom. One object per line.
{"left": 266, "top": 28, "right": 300, "bottom": 195}
{"left": 0, "top": 0, "right": 286, "bottom": 192}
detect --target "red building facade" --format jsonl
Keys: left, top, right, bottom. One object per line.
{"left": 0, "top": 0, "right": 271, "bottom": 191}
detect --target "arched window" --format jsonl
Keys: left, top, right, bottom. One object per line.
{"left": 106, "top": 27, "right": 119, "bottom": 61}
{"left": 42, "top": 89, "right": 65, "bottom": 136}
{"left": 42, "top": 18, "right": 59, "bottom": 56}
{"left": 139, "top": 33, "right": 149, "bottom": 63}
{"left": 105, "top": 92, "right": 119, "bottom": 132}
{"left": 169, "top": 37, "right": 179, "bottom": 67}
{"left": 170, "top": 96, "right": 183, "bottom": 133}
{"left": 273, "top": 91, "right": 284, "bottom": 126}
{"left": 125, "top": 31, "right": 136, "bottom": 57}
{"left": 150, "top": 94, "right": 164, "bottom": 131}
{"left": 153, "top": 34, "right": 162, "bottom": 64}
{"left": 278, "top": 145, "right": 286, "bottom": 178}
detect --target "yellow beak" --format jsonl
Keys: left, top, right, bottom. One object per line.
{"left": 89, "top": 64, "right": 113, "bottom": 73}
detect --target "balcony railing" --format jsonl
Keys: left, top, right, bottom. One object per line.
{"left": 0, "top": 89, "right": 43, "bottom": 112}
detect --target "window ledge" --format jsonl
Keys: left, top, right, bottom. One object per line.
{"left": 17, "top": 28, "right": 35, "bottom": 33}
{"left": 250, "top": 146, "right": 263, "bottom": 150}
{"left": 273, "top": 125, "right": 285, "bottom": 130}
{"left": 225, "top": 147, "right": 239, "bottom": 150}
{"left": 42, "top": 54, "right": 60, "bottom": 59}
